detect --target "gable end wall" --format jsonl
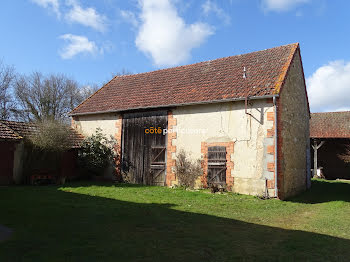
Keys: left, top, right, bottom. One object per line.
{"left": 277, "top": 48, "right": 310, "bottom": 199}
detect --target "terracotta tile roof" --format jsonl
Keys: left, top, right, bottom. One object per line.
{"left": 0, "top": 122, "right": 22, "bottom": 140}
{"left": 0, "top": 120, "right": 84, "bottom": 147}
{"left": 1, "top": 120, "right": 37, "bottom": 138}
{"left": 310, "top": 112, "right": 350, "bottom": 138}
{"left": 66, "top": 130, "right": 85, "bottom": 148}
{"left": 71, "top": 43, "right": 299, "bottom": 115}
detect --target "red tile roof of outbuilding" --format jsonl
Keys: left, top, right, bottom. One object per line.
{"left": 70, "top": 43, "right": 300, "bottom": 115}
{"left": 0, "top": 120, "right": 84, "bottom": 147}
{"left": 310, "top": 112, "right": 350, "bottom": 138}
{"left": 1, "top": 120, "right": 37, "bottom": 138}
{"left": 0, "top": 122, "right": 22, "bottom": 140}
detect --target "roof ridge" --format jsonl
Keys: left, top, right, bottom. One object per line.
{"left": 0, "top": 119, "right": 38, "bottom": 126}
{"left": 110, "top": 43, "right": 299, "bottom": 79}
{"left": 273, "top": 43, "right": 299, "bottom": 94}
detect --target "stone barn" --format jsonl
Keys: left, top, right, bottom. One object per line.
{"left": 310, "top": 111, "right": 350, "bottom": 180}
{"left": 70, "top": 43, "right": 311, "bottom": 199}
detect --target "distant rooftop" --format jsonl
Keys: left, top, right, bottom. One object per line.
{"left": 0, "top": 120, "right": 84, "bottom": 147}
{"left": 310, "top": 111, "right": 350, "bottom": 138}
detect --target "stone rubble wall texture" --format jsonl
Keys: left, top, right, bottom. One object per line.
{"left": 277, "top": 49, "right": 310, "bottom": 199}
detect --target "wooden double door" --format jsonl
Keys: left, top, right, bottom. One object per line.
{"left": 121, "top": 111, "right": 167, "bottom": 185}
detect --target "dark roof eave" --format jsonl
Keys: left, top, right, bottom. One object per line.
{"left": 310, "top": 136, "right": 350, "bottom": 139}
{"left": 69, "top": 94, "right": 279, "bottom": 116}
{"left": 0, "top": 138, "right": 23, "bottom": 142}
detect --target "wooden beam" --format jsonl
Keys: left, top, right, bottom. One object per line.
{"left": 312, "top": 139, "right": 325, "bottom": 178}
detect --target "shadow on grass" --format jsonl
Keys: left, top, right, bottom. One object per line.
{"left": 0, "top": 184, "right": 350, "bottom": 262}
{"left": 289, "top": 179, "right": 350, "bottom": 204}
{"left": 64, "top": 180, "right": 150, "bottom": 188}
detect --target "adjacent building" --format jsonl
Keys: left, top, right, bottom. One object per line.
{"left": 0, "top": 120, "right": 83, "bottom": 185}
{"left": 310, "top": 111, "right": 350, "bottom": 180}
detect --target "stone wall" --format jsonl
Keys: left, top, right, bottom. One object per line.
{"left": 72, "top": 113, "right": 122, "bottom": 151}
{"left": 172, "top": 99, "right": 275, "bottom": 196}
{"left": 72, "top": 113, "right": 122, "bottom": 179}
{"left": 277, "top": 48, "right": 310, "bottom": 199}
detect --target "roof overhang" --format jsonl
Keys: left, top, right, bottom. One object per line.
{"left": 310, "top": 137, "right": 350, "bottom": 139}
{"left": 69, "top": 94, "right": 279, "bottom": 117}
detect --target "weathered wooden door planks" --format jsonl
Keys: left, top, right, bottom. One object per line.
{"left": 121, "top": 111, "right": 167, "bottom": 185}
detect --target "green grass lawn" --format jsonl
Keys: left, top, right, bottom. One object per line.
{"left": 1, "top": 179, "right": 350, "bottom": 262}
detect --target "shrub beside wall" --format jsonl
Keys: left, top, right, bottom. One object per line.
{"left": 174, "top": 149, "right": 202, "bottom": 189}
{"left": 78, "top": 128, "right": 119, "bottom": 178}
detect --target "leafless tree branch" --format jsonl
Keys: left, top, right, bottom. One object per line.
{"left": 0, "top": 60, "right": 16, "bottom": 120}
{"left": 14, "top": 72, "right": 84, "bottom": 122}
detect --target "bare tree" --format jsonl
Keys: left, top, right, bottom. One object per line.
{"left": 14, "top": 72, "right": 83, "bottom": 122}
{"left": 78, "top": 83, "right": 100, "bottom": 101}
{"left": 113, "top": 68, "right": 132, "bottom": 77}
{"left": 0, "top": 60, "right": 15, "bottom": 120}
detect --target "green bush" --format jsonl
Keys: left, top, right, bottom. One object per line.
{"left": 78, "top": 128, "right": 118, "bottom": 176}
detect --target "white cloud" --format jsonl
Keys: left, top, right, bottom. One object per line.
{"left": 135, "top": 0, "right": 214, "bottom": 67}
{"left": 202, "top": 0, "right": 231, "bottom": 25}
{"left": 262, "top": 0, "right": 310, "bottom": 12}
{"left": 59, "top": 34, "right": 98, "bottom": 59}
{"left": 65, "top": 0, "right": 107, "bottom": 32}
{"left": 120, "top": 10, "right": 139, "bottom": 28}
{"left": 31, "top": 0, "right": 60, "bottom": 17}
{"left": 307, "top": 60, "right": 350, "bottom": 112}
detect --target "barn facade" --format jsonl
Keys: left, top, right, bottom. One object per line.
{"left": 71, "top": 43, "right": 311, "bottom": 199}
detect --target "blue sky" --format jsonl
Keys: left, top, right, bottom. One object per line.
{"left": 0, "top": 0, "right": 349, "bottom": 112}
